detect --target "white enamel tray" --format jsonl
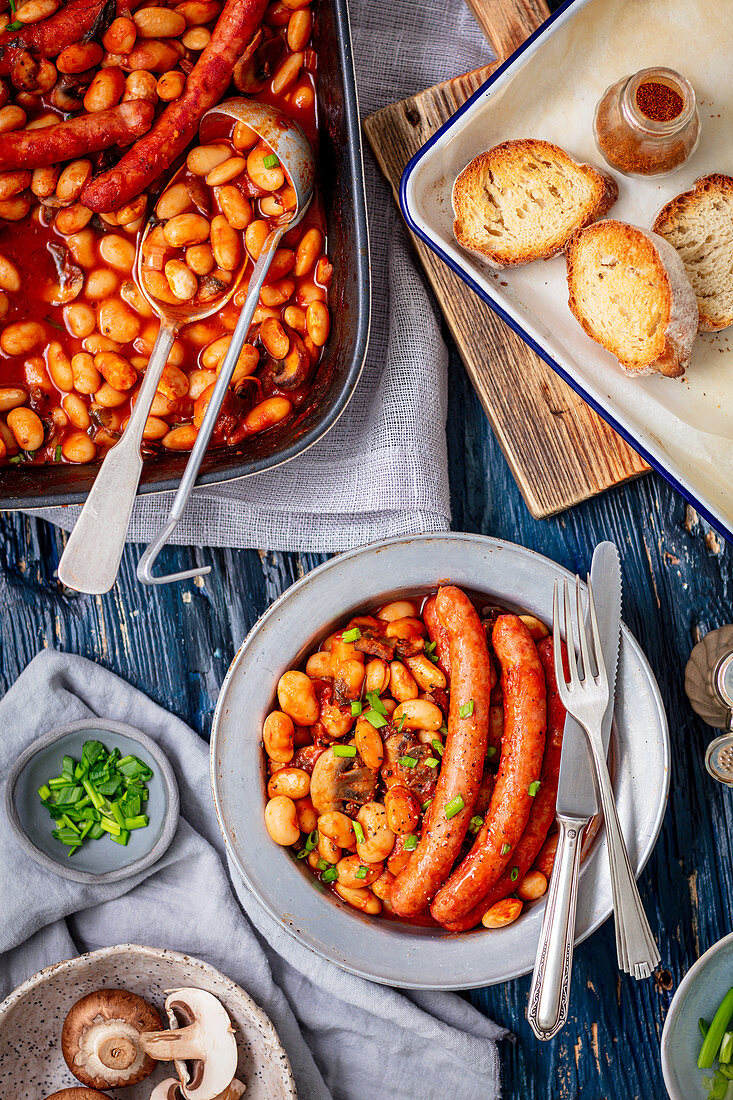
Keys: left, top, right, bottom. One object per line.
{"left": 401, "top": 0, "right": 733, "bottom": 542}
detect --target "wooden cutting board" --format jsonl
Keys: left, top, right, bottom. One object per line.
{"left": 363, "top": 0, "right": 649, "bottom": 519}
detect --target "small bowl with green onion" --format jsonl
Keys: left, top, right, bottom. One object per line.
{"left": 662, "top": 931, "right": 733, "bottom": 1099}
{"left": 5, "top": 718, "right": 179, "bottom": 884}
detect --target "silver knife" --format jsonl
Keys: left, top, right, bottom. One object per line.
{"left": 527, "top": 541, "right": 622, "bottom": 1040}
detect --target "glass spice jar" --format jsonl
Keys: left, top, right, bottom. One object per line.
{"left": 593, "top": 66, "right": 700, "bottom": 177}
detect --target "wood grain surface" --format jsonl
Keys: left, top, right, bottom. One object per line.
{"left": 363, "top": 0, "right": 649, "bottom": 519}
{"left": 1, "top": 341, "right": 730, "bottom": 1099}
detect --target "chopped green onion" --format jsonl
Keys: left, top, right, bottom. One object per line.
{"left": 422, "top": 798, "right": 433, "bottom": 811}
{"left": 398, "top": 755, "right": 417, "bottom": 768}
{"left": 721, "top": 1031, "right": 733, "bottom": 1065}
{"left": 99, "top": 817, "right": 121, "bottom": 837}
{"left": 110, "top": 801, "right": 126, "bottom": 829}
{"left": 333, "top": 744, "right": 357, "bottom": 758}
{"left": 431, "top": 739, "right": 444, "bottom": 756}
{"left": 469, "top": 815, "right": 483, "bottom": 834}
{"left": 316, "top": 857, "right": 329, "bottom": 872}
{"left": 263, "top": 152, "right": 280, "bottom": 169}
{"left": 424, "top": 641, "right": 438, "bottom": 663}
{"left": 342, "top": 627, "right": 362, "bottom": 643}
{"left": 350, "top": 700, "right": 362, "bottom": 717}
{"left": 364, "top": 709, "right": 387, "bottom": 729}
{"left": 528, "top": 780, "right": 541, "bottom": 797}
{"left": 459, "top": 700, "right": 474, "bottom": 718}
{"left": 444, "top": 795, "right": 464, "bottom": 819}
{"left": 5, "top": 21, "right": 22, "bottom": 31}
{"left": 111, "top": 829, "right": 130, "bottom": 846}
{"left": 403, "top": 834, "right": 418, "bottom": 851}
{"left": 124, "top": 815, "right": 149, "bottom": 830}
{"left": 425, "top": 756, "right": 439, "bottom": 769}
{"left": 47, "top": 776, "right": 68, "bottom": 790}
{"left": 486, "top": 746, "right": 497, "bottom": 759}
{"left": 296, "top": 848, "right": 309, "bottom": 859}
{"left": 8, "top": 454, "right": 22, "bottom": 464}
{"left": 321, "top": 866, "right": 338, "bottom": 883}
{"left": 501, "top": 843, "right": 511, "bottom": 855}
{"left": 54, "top": 444, "right": 63, "bottom": 462}
{"left": 355, "top": 865, "right": 368, "bottom": 880}
{"left": 510, "top": 866, "right": 519, "bottom": 882}
{"left": 88, "top": 822, "right": 105, "bottom": 840}
{"left": 38, "top": 784, "right": 51, "bottom": 801}
{"left": 701, "top": 1019, "right": 711, "bottom": 1039}
{"left": 365, "top": 691, "right": 388, "bottom": 716}
{"left": 305, "top": 829, "right": 319, "bottom": 852}
{"left": 439, "top": 724, "right": 448, "bottom": 735}
{"left": 397, "top": 714, "right": 406, "bottom": 732}
{"left": 353, "top": 821, "right": 365, "bottom": 845}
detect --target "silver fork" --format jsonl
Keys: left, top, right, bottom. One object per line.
{"left": 553, "top": 577, "right": 660, "bottom": 980}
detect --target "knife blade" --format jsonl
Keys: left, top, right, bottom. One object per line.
{"left": 555, "top": 541, "right": 622, "bottom": 818}
{"left": 527, "top": 540, "right": 622, "bottom": 1040}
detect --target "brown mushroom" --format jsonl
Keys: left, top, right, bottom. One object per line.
{"left": 140, "top": 988, "right": 238, "bottom": 1100}
{"left": 61, "top": 989, "right": 163, "bottom": 1090}
{"left": 45, "top": 1091, "right": 110, "bottom": 1100}
{"left": 310, "top": 746, "right": 377, "bottom": 814}
{"left": 150, "top": 1078, "right": 246, "bottom": 1100}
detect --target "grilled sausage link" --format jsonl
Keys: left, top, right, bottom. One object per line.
{"left": 0, "top": 100, "right": 154, "bottom": 169}
{"left": 442, "top": 635, "right": 562, "bottom": 931}
{"left": 82, "top": 0, "right": 269, "bottom": 211}
{"left": 431, "top": 614, "right": 546, "bottom": 926}
{"left": 390, "top": 586, "right": 492, "bottom": 918}
{"left": 0, "top": 0, "right": 108, "bottom": 74}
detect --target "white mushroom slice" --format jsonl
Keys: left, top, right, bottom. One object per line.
{"left": 150, "top": 1078, "right": 246, "bottom": 1100}
{"left": 140, "top": 988, "right": 238, "bottom": 1100}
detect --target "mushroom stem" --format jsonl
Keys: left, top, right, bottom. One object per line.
{"left": 140, "top": 988, "right": 239, "bottom": 1100}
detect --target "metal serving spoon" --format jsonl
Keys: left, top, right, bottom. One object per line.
{"left": 57, "top": 99, "right": 315, "bottom": 594}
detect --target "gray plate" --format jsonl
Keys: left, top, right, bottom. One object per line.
{"left": 211, "top": 533, "right": 670, "bottom": 990}
{"left": 6, "top": 718, "right": 179, "bottom": 884}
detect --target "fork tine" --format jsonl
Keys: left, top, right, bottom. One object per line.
{"left": 552, "top": 580, "right": 565, "bottom": 689}
{"left": 575, "top": 575, "right": 594, "bottom": 681}
{"left": 562, "top": 579, "right": 579, "bottom": 689}
{"left": 587, "top": 576, "right": 609, "bottom": 692}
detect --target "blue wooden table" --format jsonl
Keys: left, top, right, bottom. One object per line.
{"left": 1, "top": 338, "right": 730, "bottom": 1099}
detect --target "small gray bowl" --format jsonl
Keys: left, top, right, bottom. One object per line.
{"left": 5, "top": 718, "right": 179, "bottom": 884}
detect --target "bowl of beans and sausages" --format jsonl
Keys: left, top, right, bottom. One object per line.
{"left": 211, "top": 534, "right": 669, "bottom": 988}
{"left": 0, "top": 0, "right": 368, "bottom": 506}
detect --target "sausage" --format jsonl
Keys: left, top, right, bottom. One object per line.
{"left": 390, "top": 586, "right": 492, "bottom": 918}
{"left": 82, "top": 0, "right": 269, "bottom": 212}
{"left": 430, "top": 614, "right": 546, "bottom": 925}
{"left": 0, "top": 100, "right": 154, "bottom": 169}
{"left": 0, "top": 0, "right": 110, "bottom": 75}
{"left": 442, "top": 636, "right": 564, "bottom": 931}
{"left": 422, "top": 594, "right": 451, "bottom": 676}
{"left": 532, "top": 814, "right": 600, "bottom": 879}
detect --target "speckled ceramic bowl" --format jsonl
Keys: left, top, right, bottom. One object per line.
{"left": 0, "top": 944, "right": 296, "bottom": 1099}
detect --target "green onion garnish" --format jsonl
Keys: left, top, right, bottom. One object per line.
{"left": 469, "top": 816, "right": 483, "bottom": 834}
{"left": 9, "top": 454, "right": 21, "bottom": 464}
{"left": 350, "top": 700, "right": 362, "bottom": 717}
{"left": 425, "top": 756, "right": 439, "bottom": 768}
{"left": 510, "top": 866, "right": 519, "bottom": 881}
{"left": 459, "top": 700, "right": 474, "bottom": 718}
{"left": 296, "top": 848, "right": 308, "bottom": 859}
{"left": 316, "top": 857, "right": 329, "bottom": 871}
{"left": 424, "top": 641, "right": 438, "bottom": 663}
{"left": 355, "top": 865, "right": 367, "bottom": 880}
{"left": 333, "top": 745, "right": 357, "bottom": 757}
{"left": 342, "top": 627, "right": 361, "bottom": 643}
{"left": 431, "top": 739, "right": 444, "bottom": 756}
{"left": 444, "top": 795, "right": 464, "bottom": 819}
{"left": 398, "top": 755, "right": 417, "bottom": 768}
{"left": 439, "top": 724, "right": 448, "bottom": 735}
{"left": 422, "top": 798, "right": 433, "bottom": 810}
{"left": 38, "top": 740, "right": 154, "bottom": 857}
{"left": 487, "top": 746, "right": 497, "bottom": 759}
{"left": 528, "top": 780, "right": 540, "bottom": 797}
{"left": 397, "top": 713, "right": 406, "bottom": 732}
{"left": 6, "top": 20, "right": 22, "bottom": 30}
{"left": 54, "top": 444, "right": 62, "bottom": 462}
{"left": 364, "top": 709, "right": 387, "bottom": 729}
{"left": 322, "top": 866, "right": 338, "bottom": 883}
{"left": 353, "top": 821, "right": 365, "bottom": 844}
{"left": 403, "top": 834, "right": 418, "bottom": 851}
{"left": 305, "top": 829, "right": 319, "bottom": 852}
{"left": 365, "top": 691, "right": 387, "bottom": 716}
{"left": 263, "top": 152, "right": 280, "bottom": 169}
{"left": 501, "top": 842, "right": 511, "bottom": 855}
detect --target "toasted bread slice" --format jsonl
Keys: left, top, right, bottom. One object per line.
{"left": 566, "top": 220, "right": 697, "bottom": 377}
{"left": 452, "top": 139, "right": 618, "bottom": 268}
{"left": 653, "top": 174, "right": 733, "bottom": 332}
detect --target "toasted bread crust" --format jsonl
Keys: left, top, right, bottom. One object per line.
{"left": 653, "top": 174, "right": 733, "bottom": 331}
{"left": 452, "top": 139, "right": 618, "bottom": 268}
{"left": 566, "top": 220, "right": 697, "bottom": 378}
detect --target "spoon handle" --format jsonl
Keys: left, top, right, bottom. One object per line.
{"left": 137, "top": 227, "right": 285, "bottom": 586}
{"left": 57, "top": 322, "right": 176, "bottom": 594}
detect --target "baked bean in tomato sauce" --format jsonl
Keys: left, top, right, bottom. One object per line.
{"left": 0, "top": 0, "right": 331, "bottom": 465}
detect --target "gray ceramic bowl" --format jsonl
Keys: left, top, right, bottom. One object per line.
{"left": 661, "top": 931, "right": 733, "bottom": 1099}
{"left": 5, "top": 718, "right": 179, "bottom": 884}
{"left": 211, "top": 533, "right": 670, "bottom": 990}
{"left": 0, "top": 943, "right": 295, "bottom": 1098}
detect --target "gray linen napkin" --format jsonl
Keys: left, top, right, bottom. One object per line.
{"left": 25, "top": 2, "right": 492, "bottom": 553}
{"left": 0, "top": 650, "right": 508, "bottom": 1098}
